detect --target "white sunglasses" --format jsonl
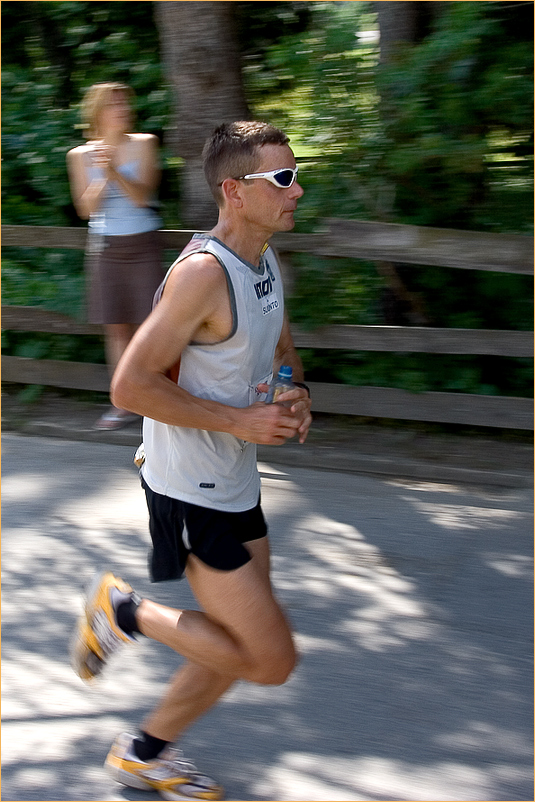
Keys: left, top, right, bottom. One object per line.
{"left": 236, "top": 166, "right": 299, "bottom": 188}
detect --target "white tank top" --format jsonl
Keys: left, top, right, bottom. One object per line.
{"left": 87, "top": 160, "right": 161, "bottom": 236}
{"left": 142, "top": 234, "right": 285, "bottom": 511}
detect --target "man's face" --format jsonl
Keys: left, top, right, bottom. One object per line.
{"left": 240, "top": 144, "right": 304, "bottom": 234}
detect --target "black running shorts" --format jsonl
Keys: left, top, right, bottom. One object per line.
{"left": 141, "top": 476, "right": 268, "bottom": 582}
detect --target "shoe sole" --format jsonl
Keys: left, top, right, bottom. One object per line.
{"left": 105, "top": 749, "right": 224, "bottom": 800}
{"left": 70, "top": 616, "right": 106, "bottom": 681}
{"left": 70, "top": 570, "right": 122, "bottom": 682}
{"left": 104, "top": 755, "right": 214, "bottom": 798}
{"left": 159, "top": 792, "right": 224, "bottom": 801}
{"left": 104, "top": 753, "right": 153, "bottom": 790}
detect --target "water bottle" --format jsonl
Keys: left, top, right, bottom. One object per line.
{"left": 265, "top": 365, "right": 296, "bottom": 405}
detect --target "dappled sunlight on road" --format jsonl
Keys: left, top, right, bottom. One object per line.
{"left": 406, "top": 499, "right": 527, "bottom": 531}
{"left": 2, "top": 436, "right": 533, "bottom": 801}
{"left": 255, "top": 463, "right": 533, "bottom": 800}
{"left": 284, "top": 511, "right": 433, "bottom": 653}
{"left": 255, "top": 749, "right": 534, "bottom": 802}
{"left": 485, "top": 553, "right": 533, "bottom": 578}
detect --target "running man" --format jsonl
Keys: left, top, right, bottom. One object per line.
{"left": 71, "top": 121, "right": 312, "bottom": 800}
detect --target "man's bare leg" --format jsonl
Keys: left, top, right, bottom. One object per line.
{"left": 141, "top": 662, "right": 235, "bottom": 742}
{"left": 136, "top": 537, "right": 295, "bottom": 686}
{"left": 138, "top": 537, "right": 295, "bottom": 742}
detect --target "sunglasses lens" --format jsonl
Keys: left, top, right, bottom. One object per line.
{"left": 274, "top": 169, "right": 295, "bottom": 187}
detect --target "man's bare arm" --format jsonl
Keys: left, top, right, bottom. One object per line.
{"left": 257, "top": 313, "right": 312, "bottom": 443}
{"left": 111, "top": 256, "right": 304, "bottom": 445}
{"left": 274, "top": 314, "right": 306, "bottom": 382}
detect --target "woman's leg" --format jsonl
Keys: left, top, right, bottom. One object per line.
{"left": 96, "top": 323, "right": 139, "bottom": 427}
{"left": 104, "top": 322, "right": 137, "bottom": 374}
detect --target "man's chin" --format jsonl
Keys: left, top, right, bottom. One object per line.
{"left": 280, "top": 214, "right": 296, "bottom": 230}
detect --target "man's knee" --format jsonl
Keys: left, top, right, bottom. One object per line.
{"left": 249, "top": 643, "right": 298, "bottom": 686}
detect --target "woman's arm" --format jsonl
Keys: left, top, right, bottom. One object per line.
{"left": 66, "top": 146, "right": 107, "bottom": 220}
{"left": 106, "top": 133, "right": 161, "bottom": 207}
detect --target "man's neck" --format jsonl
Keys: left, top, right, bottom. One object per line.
{"left": 210, "top": 219, "right": 271, "bottom": 267}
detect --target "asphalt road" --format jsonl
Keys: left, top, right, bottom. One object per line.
{"left": 2, "top": 433, "right": 533, "bottom": 801}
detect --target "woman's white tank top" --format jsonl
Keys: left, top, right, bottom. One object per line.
{"left": 87, "top": 160, "right": 161, "bottom": 236}
{"left": 142, "top": 234, "right": 285, "bottom": 511}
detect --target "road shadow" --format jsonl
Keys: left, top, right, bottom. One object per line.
{"left": 1, "top": 435, "right": 533, "bottom": 801}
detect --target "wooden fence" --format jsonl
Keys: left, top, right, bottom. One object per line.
{"left": 2, "top": 222, "right": 533, "bottom": 430}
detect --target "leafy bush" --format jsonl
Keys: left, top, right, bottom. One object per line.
{"left": 2, "top": 1, "right": 533, "bottom": 402}
{"left": 245, "top": 0, "right": 533, "bottom": 397}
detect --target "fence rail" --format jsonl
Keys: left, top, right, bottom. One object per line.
{"left": 3, "top": 222, "right": 533, "bottom": 273}
{"left": 2, "top": 223, "right": 533, "bottom": 430}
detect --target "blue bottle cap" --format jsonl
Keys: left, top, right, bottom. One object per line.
{"left": 279, "top": 365, "right": 293, "bottom": 380}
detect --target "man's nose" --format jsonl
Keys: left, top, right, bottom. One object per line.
{"left": 291, "top": 181, "right": 304, "bottom": 198}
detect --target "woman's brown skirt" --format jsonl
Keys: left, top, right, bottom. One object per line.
{"left": 86, "top": 229, "right": 164, "bottom": 325}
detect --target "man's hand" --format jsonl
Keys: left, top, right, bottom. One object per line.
{"left": 250, "top": 384, "right": 312, "bottom": 445}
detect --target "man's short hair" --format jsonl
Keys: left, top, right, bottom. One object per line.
{"left": 203, "top": 121, "right": 290, "bottom": 207}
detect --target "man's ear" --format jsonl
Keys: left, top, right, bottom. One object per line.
{"left": 220, "top": 177, "right": 244, "bottom": 208}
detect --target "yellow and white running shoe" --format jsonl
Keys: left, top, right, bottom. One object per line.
{"left": 70, "top": 571, "right": 137, "bottom": 682}
{"left": 105, "top": 732, "right": 224, "bottom": 800}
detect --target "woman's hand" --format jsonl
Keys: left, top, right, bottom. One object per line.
{"left": 91, "top": 143, "right": 115, "bottom": 172}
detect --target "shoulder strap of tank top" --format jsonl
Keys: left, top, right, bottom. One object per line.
{"left": 153, "top": 235, "right": 215, "bottom": 307}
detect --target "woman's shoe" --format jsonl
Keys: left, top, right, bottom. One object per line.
{"left": 94, "top": 407, "right": 140, "bottom": 430}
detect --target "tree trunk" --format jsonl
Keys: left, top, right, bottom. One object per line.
{"left": 375, "top": 1, "right": 444, "bottom": 63}
{"left": 372, "top": 1, "right": 445, "bottom": 325}
{"left": 155, "top": 1, "right": 249, "bottom": 228}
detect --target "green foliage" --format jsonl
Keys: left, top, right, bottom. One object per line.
{"left": 2, "top": 1, "right": 172, "bottom": 227}
{"left": 244, "top": 1, "right": 533, "bottom": 397}
{"left": 244, "top": 0, "right": 533, "bottom": 233}
{"left": 2, "top": 330, "right": 105, "bottom": 365}
{"left": 2, "top": 70, "right": 79, "bottom": 226}
{"left": 1, "top": 1, "right": 172, "bottom": 365}
{"left": 2, "top": 253, "right": 105, "bottom": 369}
{"left": 377, "top": 1, "right": 534, "bottom": 233}
{"left": 2, "top": 254, "right": 85, "bottom": 314}
{"left": 243, "top": 2, "right": 389, "bottom": 221}
{"left": 287, "top": 254, "right": 382, "bottom": 329}
{"left": 300, "top": 350, "right": 532, "bottom": 398}
{"left": 2, "top": 0, "right": 533, "bottom": 402}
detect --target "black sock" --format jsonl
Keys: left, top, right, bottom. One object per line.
{"left": 133, "top": 730, "right": 170, "bottom": 762}
{"left": 116, "top": 597, "right": 141, "bottom": 636}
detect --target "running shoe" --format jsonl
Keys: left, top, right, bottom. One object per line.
{"left": 70, "top": 571, "right": 138, "bottom": 682}
{"left": 105, "top": 732, "right": 224, "bottom": 800}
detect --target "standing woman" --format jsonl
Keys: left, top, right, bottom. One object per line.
{"left": 67, "top": 82, "right": 164, "bottom": 429}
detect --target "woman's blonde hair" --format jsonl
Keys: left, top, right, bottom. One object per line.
{"left": 80, "top": 82, "right": 135, "bottom": 139}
